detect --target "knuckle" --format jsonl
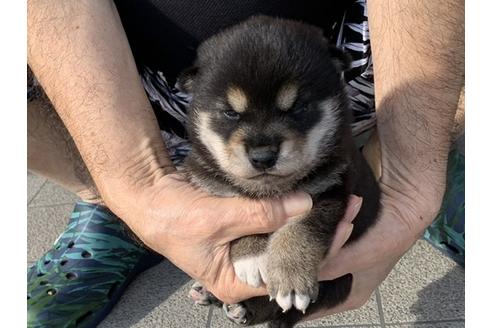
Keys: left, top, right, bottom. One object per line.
{"left": 249, "top": 200, "right": 275, "bottom": 229}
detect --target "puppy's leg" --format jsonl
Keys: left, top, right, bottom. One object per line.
{"left": 266, "top": 196, "right": 346, "bottom": 313}
{"left": 220, "top": 235, "right": 270, "bottom": 325}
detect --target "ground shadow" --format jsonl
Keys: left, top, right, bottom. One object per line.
{"left": 99, "top": 259, "right": 192, "bottom": 328}
{"left": 410, "top": 265, "right": 465, "bottom": 323}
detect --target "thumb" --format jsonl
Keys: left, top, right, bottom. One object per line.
{"left": 220, "top": 192, "right": 312, "bottom": 241}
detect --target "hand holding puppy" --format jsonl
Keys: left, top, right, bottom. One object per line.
{"left": 128, "top": 173, "right": 315, "bottom": 304}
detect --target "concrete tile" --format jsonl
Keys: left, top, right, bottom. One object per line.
{"left": 209, "top": 292, "right": 379, "bottom": 327}
{"left": 391, "top": 321, "right": 464, "bottom": 328}
{"left": 209, "top": 306, "right": 268, "bottom": 328}
{"left": 27, "top": 172, "right": 46, "bottom": 204}
{"left": 100, "top": 260, "right": 209, "bottom": 328}
{"left": 297, "top": 292, "right": 380, "bottom": 327}
{"left": 29, "top": 181, "right": 79, "bottom": 207}
{"left": 379, "top": 240, "right": 464, "bottom": 324}
{"left": 27, "top": 204, "right": 72, "bottom": 262}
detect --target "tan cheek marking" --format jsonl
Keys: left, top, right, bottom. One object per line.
{"left": 276, "top": 83, "right": 299, "bottom": 111}
{"left": 197, "top": 115, "right": 250, "bottom": 175}
{"left": 226, "top": 87, "right": 248, "bottom": 113}
{"left": 197, "top": 112, "right": 230, "bottom": 169}
{"left": 227, "top": 128, "right": 246, "bottom": 150}
{"left": 277, "top": 131, "right": 304, "bottom": 167}
{"left": 225, "top": 128, "right": 249, "bottom": 171}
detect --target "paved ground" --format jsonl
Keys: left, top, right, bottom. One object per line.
{"left": 27, "top": 173, "right": 465, "bottom": 328}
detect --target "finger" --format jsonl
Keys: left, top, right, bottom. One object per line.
{"left": 306, "top": 261, "right": 396, "bottom": 321}
{"left": 343, "top": 195, "right": 363, "bottom": 223}
{"left": 319, "top": 228, "right": 390, "bottom": 281}
{"left": 216, "top": 279, "right": 269, "bottom": 304}
{"left": 319, "top": 240, "right": 374, "bottom": 281}
{"left": 320, "top": 196, "right": 361, "bottom": 275}
{"left": 327, "top": 221, "right": 354, "bottom": 259}
{"left": 319, "top": 198, "right": 414, "bottom": 281}
{"left": 220, "top": 192, "right": 313, "bottom": 241}
{"left": 231, "top": 283, "right": 268, "bottom": 302}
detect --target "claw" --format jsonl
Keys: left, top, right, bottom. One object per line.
{"left": 276, "top": 291, "right": 293, "bottom": 312}
{"left": 294, "top": 294, "right": 310, "bottom": 312}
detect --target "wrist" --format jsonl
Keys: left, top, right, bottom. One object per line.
{"left": 363, "top": 128, "right": 447, "bottom": 225}
{"left": 379, "top": 174, "right": 444, "bottom": 235}
{"left": 95, "top": 137, "right": 176, "bottom": 219}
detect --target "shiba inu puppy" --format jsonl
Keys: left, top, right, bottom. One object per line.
{"left": 180, "top": 15, "right": 380, "bottom": 328}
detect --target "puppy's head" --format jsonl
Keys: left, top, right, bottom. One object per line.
{"left": 182, "top": 16, "right": 351, "bottom": 195}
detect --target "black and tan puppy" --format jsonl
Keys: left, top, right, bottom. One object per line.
{"left": 180, "top": 16, "right": 380, "bottom": 328}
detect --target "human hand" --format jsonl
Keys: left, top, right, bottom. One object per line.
{"left": 109, "top": 172, "right": 317, "bottom": 304}
{"left": 306, "top": 193, "right": 429, "bottom": 319}
{"left": 304, "top": 137, "right": 444, "bottom": 320}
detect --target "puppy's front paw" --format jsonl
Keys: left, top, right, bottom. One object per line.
{"left": 266, "top": 261, "right": 318, "bottom": 313}
{"left": 232, "top": 254, "right": 267, "bottom": 288}
{"left": 223, "top": 303, "right": 252, "bottom": 325}
{"left": 188, "top": 281, "right": 220, "bottom": 306}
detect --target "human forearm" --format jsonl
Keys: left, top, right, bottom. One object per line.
{"left": 367, "top": 0, "right": 464, "bottom": 220}
{"left": 27, "top": 0, "right": 174, "bottom": 211}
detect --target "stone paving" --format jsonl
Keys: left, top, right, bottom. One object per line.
{"left": 28, "top": 173, "right": 465, "bottom": 328}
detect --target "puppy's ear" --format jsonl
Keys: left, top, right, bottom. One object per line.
{"left": 328, "top": 46, "right": 352, "bottom": 72}
{"left": 177, "top": 66, "right": 199, "bottom": 93}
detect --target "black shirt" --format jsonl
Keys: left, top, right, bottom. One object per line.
{"left": 114, "top": 0, "right": 348, "bottom": 83}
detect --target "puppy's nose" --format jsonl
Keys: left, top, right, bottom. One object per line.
{"left": 248, "top": 147, "right": 278, "bottom": 170}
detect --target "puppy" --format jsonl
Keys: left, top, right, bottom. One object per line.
{"left": 180, "top": 16, "right": 380, "bottom": 327}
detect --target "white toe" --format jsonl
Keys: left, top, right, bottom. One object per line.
{"left": 246, "top": 268, "right": 262, "bottom": 288}
{"left": 233, "top": 255, "right": 266, "bottom": 288}
{"left": 276, "top": 291, "right": 293, "bottom": 312}
{"left": 294, "top": 294, "right": 310, "bottom": 312}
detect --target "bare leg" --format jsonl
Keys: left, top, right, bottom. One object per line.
{"left": 27, "top": 68, "right": 102, "bottom": 203}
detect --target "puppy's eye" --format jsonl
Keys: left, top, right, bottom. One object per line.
{"left": 291, "top": 106, "right": 308, "bottom": 115}
{"left": 223, "top": 110, "right": 240, "bottom": 120}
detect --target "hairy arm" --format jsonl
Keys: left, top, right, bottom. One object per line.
{"left": 27, "top": 0, "right": 174, "bottom": 221}
{"left": 368, "top": 0, "right": 464, "bottom": 223}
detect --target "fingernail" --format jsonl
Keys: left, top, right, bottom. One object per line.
{"left": 347, "top": 196, "right": 363, "bottom": 222}
{"left": 282, "top": 192, "right": 313, "bottom": 218}
{"left": 344, "top": 223, "right": 354, "bottom": 242}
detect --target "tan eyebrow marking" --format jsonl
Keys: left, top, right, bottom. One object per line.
{"left": 226, "top": 86, "right": 248, "bottom": 113}
{"left": 276, "top": 82, "right": 299, "bottom": 111}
